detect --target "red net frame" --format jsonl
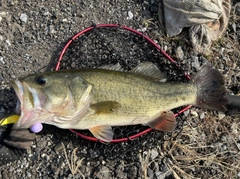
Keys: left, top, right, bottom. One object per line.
{"left": 55, "top": 24, "right": 192, "bottom": 143}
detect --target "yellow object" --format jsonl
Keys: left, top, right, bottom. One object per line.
{"left": 0, "top": 115, "right": 20, "bottom": 126}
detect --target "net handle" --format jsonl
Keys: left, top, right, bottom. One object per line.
{"left": 55, "top": 24, "right": 192, "bottom": 143}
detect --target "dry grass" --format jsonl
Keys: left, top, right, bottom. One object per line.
{"left": 62, "top": 142, "right": 85, "bottom": 178}
{"left": 139, "top": 151, "right": 150, "bottom": 179}
{"left": 162, "top": 112, "right": 240, "bottom": 178}
{"left": 138, "top": 111, "right": 240, "bottom": 179}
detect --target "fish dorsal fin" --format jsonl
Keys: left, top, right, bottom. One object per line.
{"left": 90, "top": 101, "right": 121, "bottom": 114}
{"left": 99, "top": 63, "right": 124, "bottom": 72}
{"left": 130, "top": 62, "right": 167, "bottom": 82}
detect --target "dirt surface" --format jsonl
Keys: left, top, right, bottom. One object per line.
{"left": 0, "top": 0, "right": 240, "bottom": 179}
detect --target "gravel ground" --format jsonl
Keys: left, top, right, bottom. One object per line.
{"left": 0, "top": 0, "right": 240, "bottom": 179}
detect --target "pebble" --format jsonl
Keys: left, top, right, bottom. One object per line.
{"left": 191, "top": 56, "right": 200, "bottom": 69}
{"left": 155, "top": 171, "right": 164, "bottom": 179}
{"left": 0, "top": 12, "right": 8, "bottom": 22}
{"left": 81, "top": 148, "right": 87, "bottom": 154}
{"left": 5, "top": 39, "right": 11, "bottom": 46}
{"left": 37, "top": 138, "right": 47, "bottom": 150}
{"left": 116, "top": 163, "right": 125, "bottom": 178}
{"left": 127, "top": 11, "right": 133, "bottom": 20}
{"left": 41, "top": 153, "right": 50, "bottom": 160}
{"left": 95, "top": 166, "right": 110, "bottom": 178}
{"left": 200, "top": 112, "right": 205, "bottom": 119}
{"left": 148, "top": 168, "right": 154, "bottom": 178}
{"left": 175, "top": 46, "right": 184, "bottom": 60}
{"left": 190, "top": 110, "right": 198, "bottom": 117}
{"left": 150, "top": 149, "right": 159, "bottom": 160}
{"left": 20, "top": 13, "right": 28, "bottom": 23}
{"left": 218, "top": 111, "right": 225, "bottom": 119}
{"left": 183, "top": 109, "right": 190, "bottom": 116}
{"left": 0, "top": 56, "right": 5, "bottom": 64}
{"left": 48, "top": 25, "right": 56, "bottom": 34}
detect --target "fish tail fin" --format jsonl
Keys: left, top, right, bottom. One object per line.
{"left": 193, "top": 64, "right": 229, "bottom": 112}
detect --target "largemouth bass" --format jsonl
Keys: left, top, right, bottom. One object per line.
{"left": 10, "top": 63, "right": 229, "bottom": 142}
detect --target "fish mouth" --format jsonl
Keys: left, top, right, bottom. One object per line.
{"left": 10, "top": 79, "right": 24, "bottom": 114}
{"left": 10, "top": 79, "right": 44, "bottom": 129}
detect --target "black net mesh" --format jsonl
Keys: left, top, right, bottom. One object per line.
{"left": 57, "top": 26, "right": 188, "bottom": 141}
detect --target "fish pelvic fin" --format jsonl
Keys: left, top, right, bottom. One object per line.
{"left": 147, "top": 111, "right": 176, "bottom": 132}
{"left": 89, "top": 125, "right": 113, "bottom": 142}
{"left": 193, "top": 64, "right": 229, "bottom": 112}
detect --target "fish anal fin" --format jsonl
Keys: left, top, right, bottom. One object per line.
{"left": 147, "top": 111, "right": 176, "bottom": 132}
{"left": 90, "top": 101, "right": 121, "bottom": 114}
{"left": 89, "top": 125, "right": 113, "bottom": 142}
{"left": 131, "top": 62, "right": 167, "bottom": 82}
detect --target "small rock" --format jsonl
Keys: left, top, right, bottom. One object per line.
{"left": 6, "top": 39, "right": 11, "bottom": 46}
{"left": 155, "top": 171, "right": 164, "bottom": 179}
{"left": 127, "top": 166, "right": 137, "bottom": 178}
{"left": 96, "top": 166, "right": 110, "bottom": 178}
{"left": 190, "top": 110, "right": 198, "bottom": 117}
{"left": 200, "top": 112, "right": 205, "bottom": 119}
{"left": 0, "top": 11, "right": 8, "bottom": 19}
{"left": 37, "top": 138, "right": 47, "bottom": 150}
{"left": 183, "top": 109, "right": 189, "bottom": 116}
{"left": 43, "top": 11, "right": 49, "bottom": 16}
{"left": 48, "top": 25, "right": 56, "bottom": 34}
{"left": 20, "top": 13, "right": 28, "bottom": 23}
{"left": 52, "top": 11, "right": 59, "bottom": 18}
{"left": 127, "top": 11, "right": 133, "bottom": 20}
{"left": 175, "top": 46, "right": 184, "bottom": 59}
{"left": 116, "top": 163, "right": 125, "bottom": 178}
{"left": 54, "top": 143, "right": 64, "bottom": 153}
{"left": 81, "top": 148, "right": 87, "bottom": 154}
{"left": 0, "top": 56, "right": 5, "bottom": 64}
{"left": 138, "top": 27, "right": 147, "bottom": 32}
{"left": 150, "top": 149, "right": 159, "bottom": 160}
{"left": 191, "top": 56, "right": 200, "bottom": 69}
{"left": 218, "top": 111, "right": 225, "bottom": 119}
{"left": 41, "top": 153, "right": 50, "bottom": 160}
{"left": 148, "top": 168, "right": 154, "bottom": 178}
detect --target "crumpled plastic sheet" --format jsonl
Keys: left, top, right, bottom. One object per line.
{"left": 159, "top": 0, "right": 231, "bottom": 54}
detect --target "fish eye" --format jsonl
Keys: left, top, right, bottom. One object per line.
{"left": 35, "top": 75, "right": 46, "bottom": 85}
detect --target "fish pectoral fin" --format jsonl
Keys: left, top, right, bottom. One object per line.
{"left": 147, "top": 111, "right": 176, "bottom": 132}
{"left": 90, "top": 101, "right": 121, "bottom": 114}
{"left": 89, "top": 125, "right": 113, "bottom": 142}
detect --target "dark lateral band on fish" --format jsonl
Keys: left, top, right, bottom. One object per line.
{"left": 10, "top": 62, "right": 229, "bottom": 142}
